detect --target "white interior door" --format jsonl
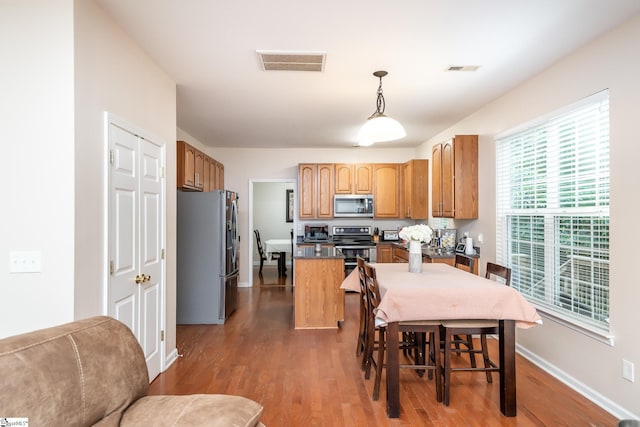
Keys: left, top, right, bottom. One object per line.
{"left": 108, "top": 119, "right": 164, "bottom": 381}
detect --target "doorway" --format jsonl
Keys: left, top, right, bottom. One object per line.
{"left": 248, "top": 179, "right": 296, "bottom": 288}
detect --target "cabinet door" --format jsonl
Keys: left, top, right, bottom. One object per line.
{"left": 441, "top": 141, "right": 454, "bottom": 217}
{"left": 177, "top": 140, "right": 200, "bottom": 190}
{"left": 194, "top": 150, "right": 205, "bottom": 190}
{"left": 453, "top": 135, "right": 478, "bottom": 219}
{"left": 203, "top": 156, "right": 211, "bottom": 192}
{"left": 377, "top": 244, "right": 393, "bottom": 263}
{"left": 317, "top": 164, "right": 334, "bottom": 218}
{"left": 299, "top": 164, "right": 317, "bottom": 218}
{"left": 392, "top": 246, "right": 408, "bottom": 263}
{"left": 403, "top": 161, "right": 412, "bottom": 218}
{"left": 432, "top": 144, "right": 442, "bottom": 216}
{"left": 404, "top": 159, "right": 429, "bottom": 219}
{"left": 215, "top": 161, "right": 224, "bottom": 190}
{"left": 354, "top": 164, "right": 373, "bottom": 194}
{"left": 373, "top": 164, "right": 400, "bottom": 218}
{"left": 334, "top": 164, "right": 354, "bottom": 194}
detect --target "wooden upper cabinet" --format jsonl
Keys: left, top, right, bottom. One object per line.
{"left": 334, "top": 164, "right": 354, "bottom": 194}
{"left": 299, "top": 164, "right": 317, "bottom": 219}
{"left": 177, "top": 140, "right": 199, "bottom": 190}
{"left": 214, "top": 161, "right": 224, "bottom": 190}
{"left": 177, "top": 140, "right": 224, "bottom": 192}
{"left": 203, "top": 156, "right": 211, "bottom": 192}
{"left": 373, "top": 164, "right": 401, "bottom": 218}
{"left": 334, "top": 163, "right": 372, "bottom": 194}
{"left": 194, "top": 150, "right": 205, "bottom": 190}
{"left": 354, "top": 164, "right": 373, "bottom": 193}
{"left": 403, "top": 159, "right": 429, "bottom": 219}
{"left": 299, "top": 163, "right": 334, "bottom": 219}
{"left": 432, "top": 135, "right": 478, "bottom": 219}
{"left": 317, "top": 164, "right": 334, "bottom": 218}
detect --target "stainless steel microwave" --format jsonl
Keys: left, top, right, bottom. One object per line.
{"left": 333, "top": 194, "right": 374, "bottom": 217}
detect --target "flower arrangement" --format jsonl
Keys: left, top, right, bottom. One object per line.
{"left": 399, "top": 224, "right": 433, "bottom": 243}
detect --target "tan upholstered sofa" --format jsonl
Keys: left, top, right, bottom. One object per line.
{"left": 0, "top": 316, "right": 264, "bottom": 426}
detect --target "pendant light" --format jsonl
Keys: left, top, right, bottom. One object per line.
{"left": 358, "top": 70, "right": 406, "bottom": 146}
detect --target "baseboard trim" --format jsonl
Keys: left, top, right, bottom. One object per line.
{"left": 516, "top": 344, "right": 638, "bottom": 420}
{"left": 164, "top": 347, "right": 179, "bottom": 371}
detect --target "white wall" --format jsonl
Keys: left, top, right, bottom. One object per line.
{"left": 417, "top": 14, "right": 640, "bottom": 418}
{"left": 74, "top": 1, "right": 177, "bottom": 353}
{"left": 0, "top": 0, "right": 76, "bottom": 336}
{"left": 0, "top": 0, "right": 178, "bottom": 363}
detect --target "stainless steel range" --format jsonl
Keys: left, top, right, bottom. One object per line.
{"left": 332, "top": 225, "right": 377, "bottom": 277}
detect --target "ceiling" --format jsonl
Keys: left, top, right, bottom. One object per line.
{"left": 96, "top": 0, "right": 640, "bottom": 149}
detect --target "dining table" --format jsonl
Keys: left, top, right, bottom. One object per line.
{"left": 264, "top": 238, "right": 292, "bottom": 276}
{"left": 341, "top": 262, "right": 541, "bottom": 418}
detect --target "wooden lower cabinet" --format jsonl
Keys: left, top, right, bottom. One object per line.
{"left": 294, "top": 258, "right": 345, "bottom": 329}
{"left": 376, "top": 243, "right": 393, "bottom": 263}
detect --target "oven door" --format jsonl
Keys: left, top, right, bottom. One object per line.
{"left": 336, "top": 245, "right": 377, "bottom": 276}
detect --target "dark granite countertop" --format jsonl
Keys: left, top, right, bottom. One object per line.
{"left": 387, "top": 241, "right": 480, "bottom": 259}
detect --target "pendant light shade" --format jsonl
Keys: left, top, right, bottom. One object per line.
{"left": 358, "top": 71, "right": 406, "bottom": 146}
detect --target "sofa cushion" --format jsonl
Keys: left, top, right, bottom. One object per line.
{"left": 0, "top": 316, "right": 149, "bottom": 426}
{"left": 120, "top": 394, "right": 264, "bottom": 427}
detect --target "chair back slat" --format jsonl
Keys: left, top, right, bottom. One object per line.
{"left": 485, "top": 262, "right": 511, "bottom": 286}
{"left": 254, "top": 229, "right": 266, "bottom": 261}
{"left": 364, "top": 263, "right": 381, "bottom": 311}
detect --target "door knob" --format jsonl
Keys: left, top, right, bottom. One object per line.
{"left": 134, "top": 274, "right": 144, "bottom": 284}
{"left": 143, "top": 274, "right": 151, "bottom": 282}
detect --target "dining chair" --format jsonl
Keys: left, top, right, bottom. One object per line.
{"left": 364, "top": 263, "right": 442, "bottom": 402}
{"left": 355, "top": 257, "right": 368, "bottom": 363}
{"left": 440, "top": 261, "right": 512, "bottom": 405}
{"left": 253, "top": 229, "right": 280, "bottom": 277}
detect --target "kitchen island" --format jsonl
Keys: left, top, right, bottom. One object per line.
{"left": 293, "top": 246, "right": 345, "bottom": 329}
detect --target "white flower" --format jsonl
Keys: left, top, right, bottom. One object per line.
{"left": 399, "top": 224, "right": 433, "bottom": 243}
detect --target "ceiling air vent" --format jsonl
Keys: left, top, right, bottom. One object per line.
{"left": 257, "top": 51, "right": 326, "bottom": 72}
{"left": 446, "top": 65, "right": 480, "bottom": 72}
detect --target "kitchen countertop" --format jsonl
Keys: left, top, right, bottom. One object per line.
{"left": 384, "top": 241, "right": 480, "bottom": 259}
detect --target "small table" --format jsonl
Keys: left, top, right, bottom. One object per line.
{"left": 265, "top": 239, "right": 291, "bottom": 276}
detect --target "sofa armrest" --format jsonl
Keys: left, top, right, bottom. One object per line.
{"left": 119, "top": 394, "right": 264, "bottom": 427}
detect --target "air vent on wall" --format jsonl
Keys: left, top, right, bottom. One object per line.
{"left": 446, "top": 65, "right": 480, "bottom": 72}
{"left": 257, "top": 51, "right": 326, "bottom": 72}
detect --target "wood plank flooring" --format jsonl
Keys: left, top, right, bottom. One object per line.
{"left": 149, "top": 266, "right": 617, "bottom": 426}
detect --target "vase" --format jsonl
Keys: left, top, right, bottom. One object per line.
{"left": 408, "top": 240, "right": 422, "bottom": 273}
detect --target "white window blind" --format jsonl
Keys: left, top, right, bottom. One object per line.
{"left": 496, "top": 90, "right": 610, "bottom": 332}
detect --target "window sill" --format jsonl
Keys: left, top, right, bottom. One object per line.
{"left": 533, "top": 307, "right": 614, "bottom": 346}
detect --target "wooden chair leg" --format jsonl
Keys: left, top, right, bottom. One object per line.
{"left": 259, "top": 258, "right": 264, "bottom": 276}
{"left": 443, "top": 330, "right": 452, "bottom": 406}
{"left": 356, "top": 295, "right": 367, "bottom": 358}
{"left": 433, "top": 328, "right": 443, "bottom": 403}
{"left": 373, "top": 327, "right": 385, "bottom": 401}
{"left": 466, "top": 334, "right": 477, "bottom": 368}
{"left": 480, "top": 334, "right": 493, "bottom": 383}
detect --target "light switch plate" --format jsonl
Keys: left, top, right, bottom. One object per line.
{"left": 9, "top": 251, "right": 41, "bottom": 273}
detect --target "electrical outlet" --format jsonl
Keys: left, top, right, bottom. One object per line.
{"left": 9, "top": 251, "right": 42, "bottom": 273}
{"left": 623, "top": 359, "right": 635, "bottom": 382}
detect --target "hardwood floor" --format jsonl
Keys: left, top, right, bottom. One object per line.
{"left": 150, "top": 266, "right": 617, "bottom": 426}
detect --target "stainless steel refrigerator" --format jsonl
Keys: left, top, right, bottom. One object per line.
{"left": 177, "top": 190, "right": 239, "bottom": 324}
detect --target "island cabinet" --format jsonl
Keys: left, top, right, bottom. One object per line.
{"left": 298, "top": 163, "right": 334, "bottom": 219}
{"left": 403, "top": 159, "right": 429, "bottom": 219}
{"left": 334, "top": 163, "right": 373, "bottom": 194}
{"left": 373, "top": 163, "right": 401, "bottom": 218}
{"left": 294, "top": 256, "right": 345, "bottom": 329}
{"left": 432, "top": 135, "right": 478, "bottom": 219}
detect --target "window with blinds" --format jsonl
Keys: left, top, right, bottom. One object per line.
{"left": 496, "top": 90, "right": 610, "bottom": 333}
